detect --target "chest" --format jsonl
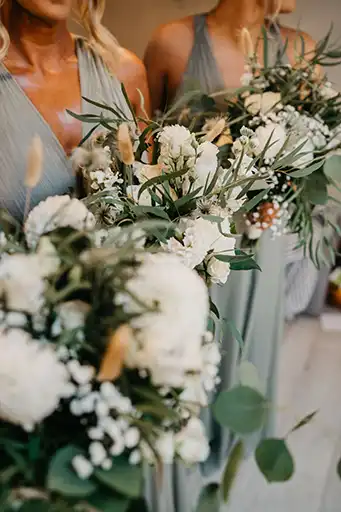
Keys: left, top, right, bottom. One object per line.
{"left": 6, "top": 62, "right": 82, "bottom": 156}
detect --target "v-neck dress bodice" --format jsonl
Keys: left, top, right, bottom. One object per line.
{"left": 0, "top": 37, "right": 131, "bottom": 221}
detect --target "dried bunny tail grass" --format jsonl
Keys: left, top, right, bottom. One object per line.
{"left": 0, "top": 0, "right": 9, "bottom": 61}
{"left": 97, "top": 325, "right": 131, "bottom": 382}
{"left": 76, "top": 0, "right": 122, "bottom": 74}
{"left": 204, "top": 118, "right": 226, "bottom": 142}
{"left": 25, "top": 135, "right": 44, "bottom": 189}
{"left": 240, "top": 27, "right": 255, "bottom": 61}
{"left": 117, "top": 122, "right": 134, "bottom": 165}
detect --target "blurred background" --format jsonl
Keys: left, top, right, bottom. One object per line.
{"left": 69, "top": 0, "right": 341, "bottom": 88}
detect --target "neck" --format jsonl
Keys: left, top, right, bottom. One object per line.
{"left": 208, "top": 0, "right": 266, "bottom": 41}
{"left": 1, "top": 1, "right": 74, "bottom": 70}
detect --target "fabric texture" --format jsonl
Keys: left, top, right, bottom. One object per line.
{"left": 0, "top": 37, "right": 131, "bottom": 221}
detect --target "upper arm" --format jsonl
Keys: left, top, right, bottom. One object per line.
{"left": 144, "top": 27, "right": 169, "bottom": 114}
{"left": 117, "top": 49, "right": 152, "bottom": 124}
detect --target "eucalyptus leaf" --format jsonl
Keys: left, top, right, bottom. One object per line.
{"left": 47, "top": 445, "right": 98, "bottom": 498}
{"left": 222, "top": 440, "right": 244, "bottom": 502}
{"left": 238, "top": 361, "right": 264, "bottom": 393}
{"left": 224, "top": 320, "right": 244, "bottom": 351}
{"left": 305, "top": 171, "right": 329, "bottom": 205}
{"left": 289, "top": 410, "right": 318, "bottom": 434}
{"left": 213, "top": 386, "right": 268, "bottom": 435}
{"left": 131, "top": 205, "right": 170, "bottom": 221}
{"left": 88, "top": 490, "right": 130, "bottom": 512}
{"left": 324, "top": 155, "right": 341, "bottom": 182}
{"left": 255, "top": 438, "right": 295, "bottom": 483}
{"left": 289, "top": 158, "right": 324, "bottom": 178}
{"left": 196, "top": 484, "right": 220, "bottom": 512}
{"left": 94, "top": 456, "right": 143, "bottom": 498}
{"left": 19, "top": 501, "right": 50, "bottom": 512}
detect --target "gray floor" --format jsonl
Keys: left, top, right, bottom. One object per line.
{"left": 227, "top": 316, "right": 341, "bottom": 512}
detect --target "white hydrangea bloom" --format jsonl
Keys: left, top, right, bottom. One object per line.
{"left": 25, "top": 196, "right": 96, "bottom": 248}
{"left": 0, "top": 253, "right": 55, "bottom": 315}
{"left": 122, "top": 253, "right": 209, "bottom": 388}
{"left": 0, "top": 329, "right": 72, "bottom": 430}
{"left": 175, "top": 417, "right": 210, "bottom": 464}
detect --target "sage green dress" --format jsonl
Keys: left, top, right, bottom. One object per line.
{"left": 0, "top": 38, "right": 131, "bottom": 221}
{"left": 145, "top": 16, "right": 287, "bottom": 512}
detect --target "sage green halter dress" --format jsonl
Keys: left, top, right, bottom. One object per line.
{"left": 145, "top": 17, "right": 287, "bottom": 512}
{"left": 0, "top": 38, "right": 131, "bottom": 221}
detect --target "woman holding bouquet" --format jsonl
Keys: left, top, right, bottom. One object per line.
{"left": 144, "top": 1, "right": 318, "bottom": 511}
{"left": 0, "top": 0, "right": 149, "bottom": 221}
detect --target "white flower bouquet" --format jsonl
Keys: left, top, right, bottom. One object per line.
{"left": 70, "top": 100, "right": 276, "bottom": 288}
{"left": 0, "top": 194, "right": 222, "bottom": 511}
{"left": 166, "top": 28, "right": 341, "bottom": 264}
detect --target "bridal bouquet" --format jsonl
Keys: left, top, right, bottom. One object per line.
{"left": 0, "top": 194, "right": 221, "bottom": 511}
{"left": 167, "top": 28, "right": 341, "bottom": 262}
{"left": 70, "top": 98, "right": 281, "bottom": 288}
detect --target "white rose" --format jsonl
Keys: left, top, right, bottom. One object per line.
{"left": 254, "top": 123, "right": 287, "bottom": 160}
{"left": 207, "top": 257, "right": 230, "bottom": 285}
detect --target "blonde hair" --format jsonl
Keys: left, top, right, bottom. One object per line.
{"left": 0, "top": 0, "right": 121, "bottom": 73}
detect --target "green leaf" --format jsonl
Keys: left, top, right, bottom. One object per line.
{"left": 255, "top": 438, "right": 295, "bottom": 483}
{"left": 88, "top": 490, "right": 130, "bottom": 512}
{"left": 47, "top": 445, "right": 98, "bottom": 498}
{"left": 289, "top": 158, "right": 324, "bottom": 178}
{"left": 242, "top": 189, "right": 270, "bottom": 213}
{"left": 131, "top": 205, "right": 170, "bottom": 221}
{"left": 210, "top": 298, "right": 220, "bottom": 319}
{"left": 127, "top": 498, "right": 149, "bottom": 512}
{"left": 238, "top": 361, "right": 264, "bottom": 394}
{"left": 19, "top": 501, "right": 50, "bottom": 512}
{"left": 138, "top": 168, "right": 188, "bottom": 199}
{"left": 95, "top": 456, "right": 143, "bottom": 499}
{"left": 196, "top": 484, "right": 220, "bottom": 512}
{"left": 324, "top": 155, "right": 341, "bottom": 182}
{"left": 305, "top": 170, "right": 329, "bottom": 205}
{"left": 225, "top": 320, "right": 244, "bottom": 350}
{"left": 289, "top": 410, "right": 318, "bottom": 434}
{"left": 222, "top": 440, "right": 244, "bottom": 502}
{"left": 230, "top": 258, "right": 261, "bottom": 272}
{"left": 213, "top": 386, "right": 268, "bottom": 435}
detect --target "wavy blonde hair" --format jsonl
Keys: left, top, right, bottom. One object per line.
{"left": 0, "top": 0, "right": 121, "bottom": 72}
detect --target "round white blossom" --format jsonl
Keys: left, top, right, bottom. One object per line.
{"left": 157, "top": 125, "right": 197, "bottom": 160}
{"left": 25, "top": 196, "right": 96, "bottom": 248}
{"left": 0, "top": 329, "right": 72, "bottom": 430}
{"left": 0, "top": 253, "right": 54, "bottom": 315}
{"left": 254, "top": 123, "right": 287, "bottom": 160}
{"left": 175, "top": 417, "right": 210, "bottom": 464}
{"left": 122, "top": 253, "right": 209, "bottom": 388}
{"left": 194, "top": 141, "right": 219, "bottom": 190}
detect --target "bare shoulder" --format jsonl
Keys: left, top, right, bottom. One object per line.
{"left": 118, "top": 48, "right": 147, "bottom": 81}
{"left": 145, "top": 16, "right": 194, "bottom": 57}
